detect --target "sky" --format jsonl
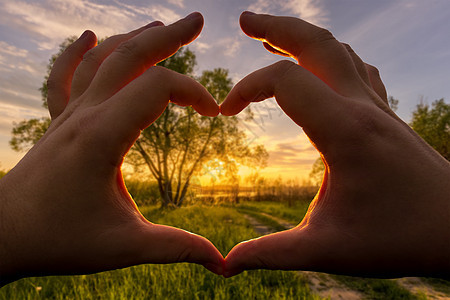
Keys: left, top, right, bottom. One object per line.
{"left": 0, "top": 0, "right": 449, "bottom": 182}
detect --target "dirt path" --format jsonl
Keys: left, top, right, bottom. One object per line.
{"left": 242, "top": 214, "right": 275, "bottom": 235}
{"left": 242, "top": 211, "right": 450, "bottom": 300}
{"left": 394, "top": 277, "right": 450, "bottom": 300}
{"left": 259, "top": 212, "right": 296, "bottom": 229}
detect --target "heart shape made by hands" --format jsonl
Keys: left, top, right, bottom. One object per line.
{"left": 1, "top": 12, "right": 448, "bottom": 286}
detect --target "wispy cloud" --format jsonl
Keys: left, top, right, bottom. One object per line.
{"left": 167, "top": 0, "right": 184, "bottom": 9}
{"left": 269, "top": 142, "right": 317, "bottom": 166}
{"left": 247, "top": 0, "right": 328, "bottom": 26}
{"left": 192, "top": 41, "right": 211, "bottom": 54}
{"left": 0, "top": 0, "right": 181, "bottom": 50}
{"left": 0, "top": 41, "right": 28, "bottom": 58}
{"left": 218, "top": 37, "right": 242, "bottom": 57}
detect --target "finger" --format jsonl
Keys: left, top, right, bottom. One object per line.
{"left": 96, "top": 66, "right": 219, "bottom": 158}
{"left": 86, "top": 12, "right": 204, "bottom": 105}
{"left": 239, "top": 12, "right": 367, "bottom": 98}
{"left": 365, "top": 63, "right": 388, "bottom": 103}
{"left": 342, "top": 43, "right": 371, "bottom": 87}
{"left": 47, "top": 30, "right": 97, "bottom": 120}
{"left": 70, "top": 21, "right": 164, "bottom": 101}
{"left": 262, "top": 42, "right": 290, "bottom": 57}
{"left": 224, "top": 228, "right": 316, "bottom": 277}
{"left": 137, "top": 224, "right": 224, "bottom": 275}
{"left": 220, "top": 60, "right": 343, "bottom": 150}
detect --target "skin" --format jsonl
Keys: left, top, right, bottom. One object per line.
{"left": 221, "top": 12, "right": 450, "bottom": 278}
{"left": 0, "top": 12, "right": 223, "bottom": 287}
{"left": 1, "top": 10, "right": 449, "bottom": 287}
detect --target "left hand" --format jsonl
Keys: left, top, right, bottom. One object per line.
{"left": 0, "top": 12, "right": 223, "bottom": 286}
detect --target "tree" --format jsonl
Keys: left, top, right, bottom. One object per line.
{"left": 309, "top": 157, "right": 325, "bottom": 187}
{"left": 128, "top": 49, "right": 268, "bottom": 207}
{"left": 410, "top": 98, "right": 450, "bottom": 161}
{"left": 10, "top": 117, "right": 51, "bottom": 151}
{"left": 388, "top": 96, "right": 399, "bottom": 112}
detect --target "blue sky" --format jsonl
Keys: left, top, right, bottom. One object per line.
{"left": 0, "top": 0, "right": 449, "bottom": 181}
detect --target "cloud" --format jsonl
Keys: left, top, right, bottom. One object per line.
{"left": 0, "top": 41, "right": 28, "bottom": 58}
{"left": 0, "top": 0, "right": 181, "bottom": 50}
{"left": 247, "top": 0, "right": 328, "bottom": 26}
{"left": 167, "top": 0, "right": 184, "bottom": 8}
{"left": 192, "top": 41, "right": 211, "bottom": 54}
{"left": 0, "top": 41, "right": 44, "bottom": 76}
{"left": 218, "top": 37, "right": 241, "bottom": 57}
{"left": 269, "top": 142, "right": 317, "bottom": 166}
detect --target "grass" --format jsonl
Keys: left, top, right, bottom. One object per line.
{"left": 233, "top": 200, "right": 311, "bottom": 225}
{"left": 2, "top": 201, "right": 447, "bottom": 299}
{"left": 0, "top": 205, "right": 320, "bottom": 300}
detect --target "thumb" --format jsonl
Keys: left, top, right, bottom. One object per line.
{"left": 223, "top": 227, "right": 319, "bottom": 277}
{"left": 136, "top": 224, "right": 224, "bottom": 274}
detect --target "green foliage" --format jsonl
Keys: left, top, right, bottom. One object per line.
{"left": 410, "top": 99, "right": 450, "bottom": 161}
{"left": 9, "top": 117, "right": 51, "bottom": 152}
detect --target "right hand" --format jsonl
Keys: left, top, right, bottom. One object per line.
{"left": 221, "top": 12, "right": 450, "bottom": 278}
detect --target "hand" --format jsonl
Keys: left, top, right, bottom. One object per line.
{"left": 0, "top": 12, "right": 223, "bottom": 286}
{"left": 221, "top": 12, "right": 450, "bottom": 278}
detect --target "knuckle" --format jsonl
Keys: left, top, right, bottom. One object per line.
{"left": 345, "top": 102, "right": 390, "bottom": 144}
{"left": 114, "top": 39, "right": 143, "bottom": 61}
{"left": 274, "top": 60, "right": 299, "bottom": 80}
{"left": 366, "top": 64, "right": 380, "bottom": 77}
{"left": 366, "top": 64, "right": 381, "bottom": 80}
{"left": 81, "top": 47, "right": 102, "bottom": 67}
{"left": 146, "top": 66, "right": 172, "bottom": 84}
{"left": 313, "top": 27, "right": 336, "bottom": 45}
{"left": 342, "top": 43, "right": 354, "bottom": 54}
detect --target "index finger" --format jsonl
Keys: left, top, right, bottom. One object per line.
{"left": 240, "top": 12, "right": 367, "bottom": 98}
{"left": 86, "top": 12, "right": 204, "bottom": 104}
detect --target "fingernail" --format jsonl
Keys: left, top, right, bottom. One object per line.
{"left": 79, "top": 30, "right": 91, "bottom": 40}
{"left": 144, "top": 20, "right": 164, "bottom": 29}
{"left": 184, "top": 12, "right": 201, "bottom": 21}
{"left": 242, "top": 11, "right": 256, "bottom": 16}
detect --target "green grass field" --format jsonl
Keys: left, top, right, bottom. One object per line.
{"left": 1, "top": 201, "right": 448, "bottom": 299}
{"left": 0, "top": 205, "right": 319, "bottom": 300}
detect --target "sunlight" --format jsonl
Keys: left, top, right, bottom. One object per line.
{"left": 198, "top": 158, "right": 227, "bottom": 185}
